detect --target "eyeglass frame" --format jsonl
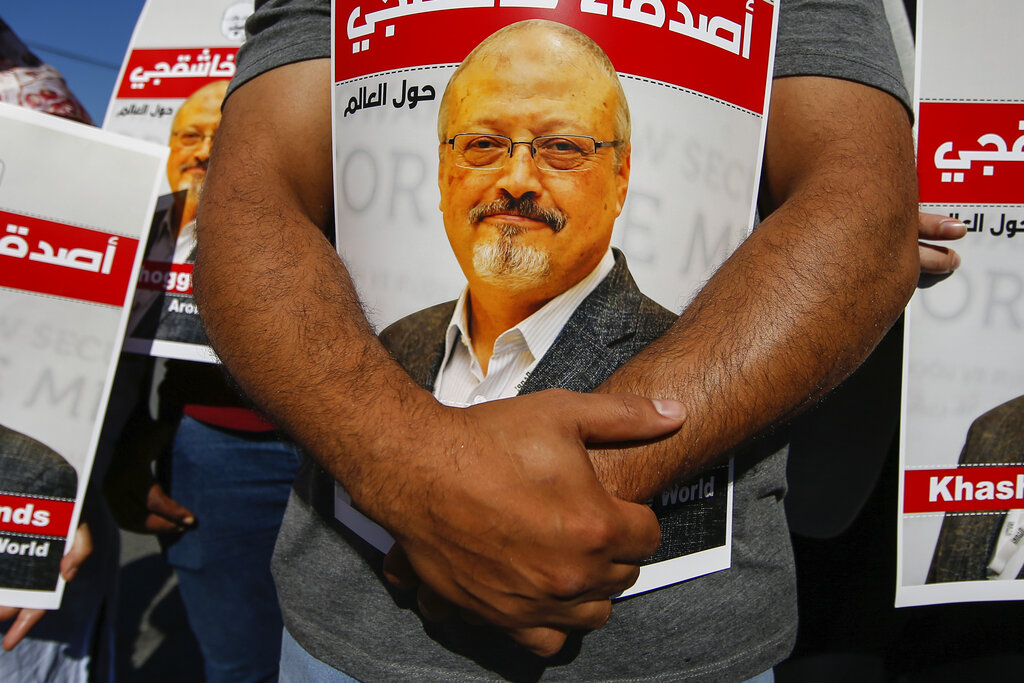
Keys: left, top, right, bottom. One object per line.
{"left": 444, "top": 133, "right": 622, "bottom": 172}
{"left": 171, "top": 129, "right": 217, "bottom": 149}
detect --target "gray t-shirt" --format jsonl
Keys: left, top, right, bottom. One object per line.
{"left": 230, "top": 1, "right": 909, "bottom": 680}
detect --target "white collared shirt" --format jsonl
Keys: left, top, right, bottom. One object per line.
{"left": 174, "top": 220, "right": 197, "bottom": 263}
{"left": 434, "top": 250, "right": 615, "bottom": 407}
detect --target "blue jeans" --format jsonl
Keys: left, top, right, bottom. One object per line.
{"left": 279, "top": 627, "right": 774, "bottom": 683}
{"left": 161, "top": 416, "right": 300, "bottom": 683}
{"left": 280, "top": 629, "right": 360, "bottom": 683}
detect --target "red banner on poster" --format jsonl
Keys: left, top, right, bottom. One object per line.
{"left": 137, "top": 260, "right": 194, "bottom": 295}
{"left": 116, "top": 47, "right": 239, "bottom": 98}
{"left": 0, "top": 210, "right": 140, "bottom": 307}
{"left": 904, "top": 466, "right": 1024, "bottom": 513}
{"left": 335, "top": 0, "right": 774, "bottom": 114}
{"left": 918, "top": 102, "right": 1024, "bottom": 204}
{"left": 0, "top": 494, "right": 75, "bottom": 538}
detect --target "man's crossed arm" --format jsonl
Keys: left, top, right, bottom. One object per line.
{"left": 195, "top": 59, "right": 950, "bottom": 655}
{"left": 591, "top": 75, "right": 922, "bottom": 500}
{"left": 194, "top": 59, "right": 681, "bottom": 646}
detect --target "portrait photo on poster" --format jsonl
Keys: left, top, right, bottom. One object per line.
{"left": 105, "top": 0, "right": 251, "bottom": 363}
{"left": 331, "top": 3, "right": 779, "bottom": 593}
{"left": 897, "top": 0, "right": 1024, "bottom": 607}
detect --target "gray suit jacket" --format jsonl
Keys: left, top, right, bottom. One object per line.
{"left": 129, "top": 201, "right": 209, "bottom": 347}
{"left": 380, "top": 250, "right": 730, "bottom": 562}
{"left": 927, "top": 395, "right": 1024, "bottom": 583}
{"left": 0, "top": 425, "right": 77, "bottom": 590}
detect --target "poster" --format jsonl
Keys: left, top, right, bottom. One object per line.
{"left": 103, "top": 0, "right": 253, "bottom": 363}
{"left": 897, "top": 0, "right": 1024, "bottom": 607}
{"left": 0, "top": 104, "right": 165, "bottom": 609}
{"left": 331, "top": 0, "right": 777, "bottom": 595}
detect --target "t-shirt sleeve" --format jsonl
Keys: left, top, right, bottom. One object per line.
{"left": 774, "top": 0, "right": 911, "bottom": 112}
{"left": 225, "top": 0, "right": 331, "bottom": 101}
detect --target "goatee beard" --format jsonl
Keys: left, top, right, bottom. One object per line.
{"left": 472, "top": 224, "right": 550, "bottom": 289}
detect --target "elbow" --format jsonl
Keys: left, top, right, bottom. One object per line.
{"left": 894, "top": 177, "right": 922, "bottom": 306}
{"left": 877, "top": 147, "right": 921, "bottom": 311}
{"left": 892, "top": 204, "right": 921, "bottom": 306}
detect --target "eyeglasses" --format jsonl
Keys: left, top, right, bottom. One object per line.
{"left": 446, "top": 134, "right": 620, "bottom": 172}
{"left": 171, "top": 129, "right": 216, "bottom": 149}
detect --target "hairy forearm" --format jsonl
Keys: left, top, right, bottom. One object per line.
{"left": 592, "top": 77, "right": 920, "bottom": 501}
{"left": 194, "top": 61, "right": 445, "bottom": 517}
{"left": 193, "top": 67, "right": 678, "bottom": 637}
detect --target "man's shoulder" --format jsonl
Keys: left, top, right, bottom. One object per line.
{"left": 589, "top": 251, "right": 677, "bottom": 343}
{"left": 961, "top": 395, "right": 1024, "bottom": 465}
{"left": 380, "top": 301, "right": 454, "bottom": 349}
{"left": 634, "top": 288, "right": 677, "bottom": 337}
{"left": 0, "top": 426, "right": 77, "bottom": 499}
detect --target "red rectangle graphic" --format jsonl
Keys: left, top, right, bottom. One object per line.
{"left": 904, "top": 466, "right": 1024, "bottom": 513}
{"left": 137, "top": 260, "right": 194, "bottom": 295}
{"left": 335, "top": 0, "right": 775, "bottom": 114}
{"left": 116, "top": 48, "right": 240, "bottom": 99}
{"left": 0, "top": 494, "right": 75, "bottom": 538}
{"left": 918, "top": 102, "right": 1024, "bottom": 205}
{"left": 0, "top": 210, "right": 140, "bottom": 306}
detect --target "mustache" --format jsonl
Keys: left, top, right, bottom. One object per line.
{"left": 468, "top": 196, "right": 567, "bottom": 233}
{"left": 178, "top": 159, "right": 209, "bottom": 175}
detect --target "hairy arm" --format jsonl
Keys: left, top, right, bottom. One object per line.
{"left": 194, "top": 59, "right": 683, "bottom": 651}
{"left": 591, "top": 77, "right": 920, "bottom": 500}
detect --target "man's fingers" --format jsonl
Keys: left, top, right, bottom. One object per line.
{"left": 417, "top": 584, "right": 455, "bottom": 622}
{"left": 568, "top": 392, "right": 684, "bottom": 444}
{"left": 919, "top": 242, "right": 961, "bottom": 276}
{"left": 2, "top": 609, "right": 45, "bottom": 651}
{"left": 142, "top": 513, "right": 192, "bottom": 534}
{"left": 607, "top": 498, "right": 661, "bottom": 564}
{"left": 917, "top": 212, "right": 965, "bottom": 283}
{"left": 145, "top": 483, "right": 195, "bottom": 530}
{"left": 60, "top": 523, "right": 93, "bottom": 582}
{"left": 382, "top": 545, "right": 420, "bottom": 589}
{"left": 918, "top": 212, "right": 967, "bottom": 241}
{"left": 382, "top": 547, "right": 456, "bottom": 621}
{"left": 506, "top": 625, "right": 571, "bottom": 658}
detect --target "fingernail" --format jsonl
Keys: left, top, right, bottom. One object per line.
{"left": 652, "top": 399, "right": 685, "bottom": 421}
{"left": 939, "top": 218, "right": 967, "bottom": 237}
{"left": 183, "top": 516, "right": 195, "bottom": 526}
{"left": 63, "top": 567, "right": 77, "bottom": 582}
{"left": 951, "top": 252, "right": 962, "bottom": 270}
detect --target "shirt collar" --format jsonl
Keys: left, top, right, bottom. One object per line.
{"left": 440, "top": 249, "right": 615, "bottom": 372}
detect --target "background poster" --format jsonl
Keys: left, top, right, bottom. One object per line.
{"left": 0, "top": 104, "right": 164, "bottom": 609}
{"left": 103, "top": 0, "right": 253, "bottom": 363}
{"left": 897, "top": 0, "right": 1024, "bottom": 606}
{"left": 331, "top": 0, "right": 776, "bottom": 595}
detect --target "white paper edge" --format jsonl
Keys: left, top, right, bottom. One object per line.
{"left": 0, "top": 104, "right": 168, "bottom": 609}
{"left": 122, "top": 337, "right": 220, "bottom": 363}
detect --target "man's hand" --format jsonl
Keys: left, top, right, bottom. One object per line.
{"left": 384, "top": 546, "right": 571, "bottom": 657}
{"left": 379, "top": 391, "right": 682, "bottom": 656}
{"left": 918, "top": 212, "right": 966, "bottom": 284}
{"left": 106, "top": 479, "right": 194, "bottom": 534}
{"left": 103, "top": 417, "right": 194, "bottom": 534}
{"left": 0, "top": 523, "right": 92, "bottom": 651}
{"left": 374, "top": 391, "right": 680, "bottom": 656}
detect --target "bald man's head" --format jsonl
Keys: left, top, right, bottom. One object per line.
{"left": 437, "top": 20, "right": 630, "bottom": 165}
{"left": 166, "top": 80, "right": 228, "bottom": 195}
{"left": 436, "top": 20, "right": 632, "bottom": 308}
